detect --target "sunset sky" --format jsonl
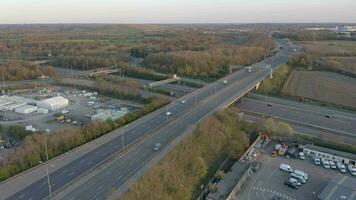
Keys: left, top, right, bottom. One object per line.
{"left": 0, "top": 0, "right": 355, "bottom": 24}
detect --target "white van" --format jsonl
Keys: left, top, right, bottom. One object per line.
{"left": 280, "top": 164, "right": 293, "bottom": 172}
{"left": 293, "top": 170, "right": 308, "bottom": 180}
{"left": 322, "top": 159, "right": 330, "bottom": 169}
{"left": 348, "top": 165, "right": 356, "bottom": 176}
{"left": 290, "top": 173, "right": 306, "bottom": 184}
{"left": 289, "top": 178, "right": 302, "bottom": 186}
{"left": 337, "top": 162, "right": 347, "bottom": 173}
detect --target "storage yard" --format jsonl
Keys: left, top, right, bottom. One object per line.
{"left": 236, "top": 142, "right": 356, "bottom": 200}
{"left": 0, "top": 86, "right": 141, "bottom": 140}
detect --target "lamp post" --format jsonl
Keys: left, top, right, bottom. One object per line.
{"left": 41, "top": 139, "right": 53, "bottom": 200}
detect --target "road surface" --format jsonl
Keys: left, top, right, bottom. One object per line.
{"left": 237, "top": 94, "right": 356, "bottom": 137}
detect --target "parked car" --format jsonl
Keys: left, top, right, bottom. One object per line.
{"left": 348, "top": 165, "right": 356, "bottom": 176}
{"left": 284, "top": 181, "right": 299, "bottom": 189}
{"left": 337, "top": 162, "right": 347, "bottom": 173}
{"left": 293, "top": 170, "right": 308, "bottom": 180}
{"left": 286, "top": 146, "right": 298, "bottom": 158}
{"left": 299, "top": 152, "right": 305, "bottom": 160}
{"left": 289, "top": 178, "right": 302, "bottom": 186}
{"left": 290, "top": 173, "right": 306, "bottom": 184}
{"left": 329, "top": 161, "right": 337, "bottom": 169}
{"left": 280, "top": 164, "right": 293, "bottom": 172}
{"left": 271, "top": 150, "right": 278, "bottom": 157}
{"left": 322, "top": 159, "right": 330, "bottom": 169}
{"left": 314, "top": 157, "right": 321, "bottom": 165}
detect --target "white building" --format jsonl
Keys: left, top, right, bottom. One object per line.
{"left": 37, "top": 96, "right": 69, "bottom": 111}
{"left": 14, "top": 105, "right": 38, "bottom": 114}
{"left": 302, "top": 144, "right": 356, "bottom": 166}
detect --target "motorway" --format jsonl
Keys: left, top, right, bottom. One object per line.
{"left": 0, "top": 40, "right": 293, "bottom": 200}
{"left": 237, "top": 94, "right": 356, "bottom": 138}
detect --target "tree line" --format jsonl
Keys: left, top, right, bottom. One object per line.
{"left": 0, "top": 61, "right": 57, "bottom": 81}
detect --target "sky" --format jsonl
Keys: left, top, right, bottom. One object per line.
{"left": 0, "top": 0, "right": 355, "bottom": 24}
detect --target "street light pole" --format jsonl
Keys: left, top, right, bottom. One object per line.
{"left": 44, "top": 139, "right": 52, "bottom": 200}
{"left": 121, "top": 134, "right": 124, "bottom": 149}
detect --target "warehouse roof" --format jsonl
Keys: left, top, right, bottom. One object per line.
{"left": 40, "top": 96, "right": 69, "bottom": 105}
{"left": 318, "top": 176, "right": 356, "bottom": 200}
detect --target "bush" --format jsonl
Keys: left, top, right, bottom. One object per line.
{"left": 8, "top": 125, "right": 29, "bottom": 140}
{"left": 257, "top": 65, "right": 292, "bottom": 95}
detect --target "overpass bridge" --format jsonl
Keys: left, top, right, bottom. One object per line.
{"left": 0, "top": 40, "right": 293, "bottom": 200}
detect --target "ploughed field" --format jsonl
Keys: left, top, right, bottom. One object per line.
{"left": 282, "top": 71, "right": 356, "bottom": 109}
{"left": 301, "top": 40, "right": 356, "bottom": 55}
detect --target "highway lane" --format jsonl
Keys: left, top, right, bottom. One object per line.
{"left": 236, "top": 95, "right": 356, "bottom": 136}
{"left": 1, "top": 40, "right": 292, "bottom": 200}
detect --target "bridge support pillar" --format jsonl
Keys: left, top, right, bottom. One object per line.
{"left": 255, "top": 82, "right": 261, "bottom": 90}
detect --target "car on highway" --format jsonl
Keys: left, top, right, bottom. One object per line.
{"left": 222, "top": 80, "right": 228, "bottom": 84}
{"left": 180, "top": 100, "right": 186, "bottom": 104}
{"left": 166, "top": 111, "right": 171, "bottom": 116}
{"left": 153, "top": 143, "right": 161, "bottom": 151}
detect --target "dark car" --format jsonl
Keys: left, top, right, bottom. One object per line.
{"left": 284, "top": 181, "right": 299, "bottom": 189}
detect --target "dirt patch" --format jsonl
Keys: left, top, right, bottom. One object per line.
{"left": 282, "top": 71, "right": 356, "bottom": 109}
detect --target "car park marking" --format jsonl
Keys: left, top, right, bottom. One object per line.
{"left": 253, "top": 187, "right": 296, "bottom": 200}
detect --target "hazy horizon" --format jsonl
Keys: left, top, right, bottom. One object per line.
{"left": 0, "top": 0, "right": 355, "bottom": 24}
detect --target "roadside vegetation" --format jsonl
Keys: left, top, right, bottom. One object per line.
{"left": 122, "top": 108, "right": 252, "bottom": 200}
{"left": 256, "top": 64, "right": 292, "bottom": 95}
{"left": 0, "top": 25, "right": 274, "bottom": 82}
{"left": 0, "top": 96, "right": 169, "bottom": 182}
{"left": 0, "top": 61, "right": 57, "bottom": 81}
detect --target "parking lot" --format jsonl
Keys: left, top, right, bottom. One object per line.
{"left": 237, "top": 143, "right": 342, "bottom": 200}
{"left": 0, "top": 86, "right": 142, "bottom": 130}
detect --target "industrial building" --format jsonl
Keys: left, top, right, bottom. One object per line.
{"left": 14, "top": 105, "right": 38, "bottom": 114}
{"left": 37, "top": 96, "right": 69, "bottom": 111}
{"left": 318, "top": 176, "right": 356, "bottom": 200}
{"left": 302, "top": 144, "right": 356, "bottom": 165}
{"left": 0, "top": 95, "right": 69, "bottom": 113}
